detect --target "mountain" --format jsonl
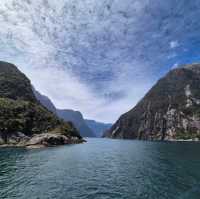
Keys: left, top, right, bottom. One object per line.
{"left": 33, "top": 90, "right": 95, "bottom": 137}
{"left": 85, "top": 119, "right": 112, "bottom": 137}
{"left": 0, "top": 62, "right": 36, "bottom": 102}
{"left": 33, "top": 89, "right": 57, "bottom": 114}
{"left": 0, "top": 61, "right": 83, "bottom": 147}
{"left": 104, "top": 63, "right": 200, "bottom": 141}
{"left": 57, "top": 110, "right": 95, "bottom": 137}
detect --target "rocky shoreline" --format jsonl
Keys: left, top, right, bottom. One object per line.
{"left": 104, "top": 136, "right": 200, "bottom": 142}
{"left": 0, "top": 132, "right": 86, "bottom": 149}
{"left": 166, "top": 138, "right": 200, "bottom": 142}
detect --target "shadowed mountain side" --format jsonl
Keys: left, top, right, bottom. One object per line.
{"left": 34, "top": 89, "right": 95, "bottom": 137}
{"left": 105, "top": 64, "right": 200, "bottom": 141}
{"left": 33, "top": 89, "right": 57, "bottom": 114}
{"left": 57, "top": 110, "right": 96, "bottom": 138}
{"left": 85, "top": 119, "right": 112, "bottom": 137}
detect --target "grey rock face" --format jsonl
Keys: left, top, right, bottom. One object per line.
{"left": 0, "top": 132, "right": 30, "bottom": 146}
{"left": 105, "top": 64, "right": 200, "bottom": 140}
{"left": 57, "top": 110, "right": 96, "bottom": 138}
{"left": 26, "top": 133, "right": 85, "bottom": 148}
{"left": 0, "top": 132, "right": 85, "bottom": 148}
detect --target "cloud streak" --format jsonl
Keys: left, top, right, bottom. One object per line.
{"left": 0, "top": 0, "right": 200, "bottom": 122}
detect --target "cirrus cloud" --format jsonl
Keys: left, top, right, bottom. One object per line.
{"left": 0, "top": 0, "right": 200, "bottom": 122}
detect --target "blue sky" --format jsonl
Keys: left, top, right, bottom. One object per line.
{"left": 0, "top": 0, "right": 200, "bottom": 122}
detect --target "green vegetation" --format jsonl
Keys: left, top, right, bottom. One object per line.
{"left": 0, "top": 61, "right": 82, "bottom": 143}
{"left": 0, "top": 97, "right": 80, "bottom": 138}
{"left": 0, "top": 62, "right": 36, "bottom": 102}
{"left": 175, "top": 131, "right": 200, "bottom": 140}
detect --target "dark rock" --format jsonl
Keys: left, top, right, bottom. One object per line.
{"left": 0, "top": 132, "right": 85, "bottom": 148}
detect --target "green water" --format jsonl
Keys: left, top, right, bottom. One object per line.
{"left": 0, "top": 138, "right": 200, "bottom": 199}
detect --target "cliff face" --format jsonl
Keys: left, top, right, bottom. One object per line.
{"left": 0, "top": 61, "right": 83, "bottom": 147}
{"left": 57, "top": 110, "right": 95, "bottom": 137}
{"left": 105, "top": 64, "right": 200, "bottom": 140}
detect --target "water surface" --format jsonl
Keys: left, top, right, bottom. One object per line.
{"left": 0, "top": 138, "right": 200, "bottom": 199}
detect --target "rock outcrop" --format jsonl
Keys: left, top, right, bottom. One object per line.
{"left": 26, "top": 133, "right": 85, "bottom": 149}
{"left": 104, "top": 63, "right": 200, "bottom": 141}
{"left": 0, "top": 61, "right": 84, "bottom": 147}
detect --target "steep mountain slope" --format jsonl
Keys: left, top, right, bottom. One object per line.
{"left": 33, "top": 88, "right": 57, "bottom": 114}
{"left": 57, "top": 110, "right": 95, "bottom": 137}
{"left": 33, "top": 90, "right": 95, "bottom": 137}
{"left": 85, "top": 119, "right": 112, "bottom": 137}
{"left": 105, "top": 64, "right": 200, "bottom": 140}
{"left": 0, "top": 62, "right": 36, "bottom": 102}
{"left": 0, "top": 61, "right": 83, "bottom": 147}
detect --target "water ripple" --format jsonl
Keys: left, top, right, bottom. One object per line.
{"left": 1, "top": 139, "right": 200, "bottom": 199}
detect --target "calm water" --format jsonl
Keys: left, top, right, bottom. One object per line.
{"left": 1, "top": 138, "right": 200, "bottom": 199}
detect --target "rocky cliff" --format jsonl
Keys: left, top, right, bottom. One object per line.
{"left": 57, "top": 110, "right": 95, "bottom": 137}
{"left": 0, "top": 61, "right": 84, "bottom": 147}
{"left": 105, "top": 64, "right": 200, "bottom": 141}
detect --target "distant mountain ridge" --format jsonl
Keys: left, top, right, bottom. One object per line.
{"left": 33, "top": 89, "right": 57, "bottom": 114}
{"left": 105, "top": 63, "right": 200, "bottom": 140}
{"left": 85, "top": 119, "right": 112, "bottom": 137}
{"left": 57, "top": 109, "right": 95, "bottom": 137}
{"left": 34, "top": 89, "right": 110, "bottom": 138}
{"left": 34, "top": 89, "right": 95, "bottom": 137}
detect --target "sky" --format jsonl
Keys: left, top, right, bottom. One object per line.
{"left": 0, "top": 0, "right": 200, "bottom": 123}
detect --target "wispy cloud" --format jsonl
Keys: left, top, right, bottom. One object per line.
{"left": 0, "top": 0, "right": 200, "bottom": 122}
{"left": 170, "top": 41, "right": 179, "bottom": 49}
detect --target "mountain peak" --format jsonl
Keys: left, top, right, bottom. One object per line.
{"left": 0, "top": 61, "right": 37, "bottom": 102}
{"left": 182, "top": 63, "right": 200, "bottom": 74}
{"left": 105, "top": 63, "right": 200, "bottom": 140}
